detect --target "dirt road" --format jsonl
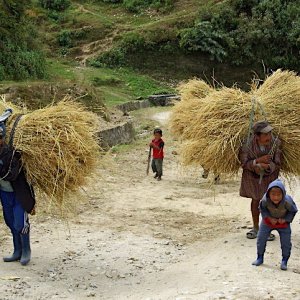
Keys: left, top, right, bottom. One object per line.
{"left": 0, "top": 107, "right": 299, "bottom": 300}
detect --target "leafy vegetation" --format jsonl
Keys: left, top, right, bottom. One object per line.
{"left": 0, "top": 0, "right": 46, "bottom": 80}
{"left": 98, "top": 0, "right": 174, "bottom": 13}
{"left": 39, "top": 0, "right": 71, "bottom": 11}
{"left": 179, "top": 0, "right": 300, "bottom": 69}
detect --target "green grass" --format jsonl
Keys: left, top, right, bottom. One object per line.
{"left": 42, "top": 59, "right": 174, "bottom": 106}
{"left": 46, "top": 59, "right": 77, "bottom": 81}
{"left": 75, "top": 66, "right": 174, "bottom": 106}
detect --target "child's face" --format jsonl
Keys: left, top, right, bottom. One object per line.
{"left": 154, "top": 133, "right": 162, "bottom": 140}
{"left": 269, "top": 187, "right": 283, "bottom": 205}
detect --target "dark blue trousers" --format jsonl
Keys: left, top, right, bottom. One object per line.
{"left": 0, "top": 190, "right": 30, "bottom": 235}
{"left": 257, "top": 221, "right": 291, "bottom": 258}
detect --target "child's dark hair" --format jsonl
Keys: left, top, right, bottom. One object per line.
{"left": 154, "top": 128, "right": 162, "bottom": 136}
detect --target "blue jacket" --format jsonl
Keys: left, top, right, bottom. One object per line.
{"left": 259, "top": 179, "right": 298, "bottom": 223}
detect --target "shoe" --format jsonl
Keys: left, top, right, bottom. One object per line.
{"left": 20, "top": 233, "right": 31, "bottom": 266}
{"left": 214, "top": 175, "right": 220, "bottom": 184}
{"left": 154, "top": 173, "right": 158, "bottom": 179}
{"left": 3, "top": 233, "right": 22, "bottom": 262}
{"left": 202, "top": 169, "right": 209, "bottom": 179}
{"left": 252, "top": 255, "right": 264, "bottom": 266}
{"left": 246, "top": 228, "right": 258, "bottom": 239}
{"left": 157, "top": 176, "right": 161, "bottom": 181}
{"left": 280, "top": 257, "right": 288, "bottom": 271}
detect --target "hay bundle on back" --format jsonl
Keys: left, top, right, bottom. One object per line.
{"left": 169, "top": 79, "right": 214, "bottom": 136}
{"left": 251, "top": 69, "right": 300, "bottom": 175}
{"left": 5, "top": 99, "right": 100, "bottom": 204}
{"left": 177, "top": 79, "right": 214, "bottom": 102}
{"left": 179, "top": 70, "right": 300, "bottom": 177}
{"left": 169, "top": 97, "right": 206, "bottom": 136}
{"left": 180, "top": 87, "right": 260, "bottom": 174}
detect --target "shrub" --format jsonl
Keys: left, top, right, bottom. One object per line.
{"left": 179, "top": 0, "right": 300, "bottom": 69}
{"left": 119, "top": 32, "right": 148, "bottom": 53}
{"left": 180, "top": 21, "right": 228, "bottom": 62}
{"left": 0, "top": 44, "right": 46, "bottom": 80}
{"left": 39, "top": 0, "right": 71, "bottom": 11}
{"left": 90, "top": 49, "right": 126, "bottom": 68}
{"left": 57, "top": 30, "right": 73, "bottom": 47}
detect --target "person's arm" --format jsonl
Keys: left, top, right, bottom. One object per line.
{"left": 259, "top": 198, "right": 272, "bottom": 218}
{"left": 239, "top": 144, "right": 257, "bottom": 172}
{"left": 1, "top": 150, "right": 22, "bottom": 181}
{"left": 284, "top": 196, "right": 298, "bottom": 223}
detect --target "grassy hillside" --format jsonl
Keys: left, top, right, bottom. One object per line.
{"left": 33, "top": 0, "right": 270, "bottom": 89}
{"left": 4, "top": 0, "right": 295, "bottom": 109}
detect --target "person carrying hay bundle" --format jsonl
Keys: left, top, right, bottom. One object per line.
{"left": 239, "top": 120, "right": 282, "bottom": 240}
{"left": 0, "top": 112, "right": 35, "bottom": 266}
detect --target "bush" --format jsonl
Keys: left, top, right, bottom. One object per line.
{"left": 90, "top": 49, "right": 126, "bottom": 68}
{"left": 39, "top": 0, "right": 71, "bottom": 11}
{"left": 0, "top": 44, "right": 46, "bottom": 80}
{"left": 180, "top": 21, "right": 228, "bottom": 62}
{"left": 0, "top": 1, "right": 46, "bottom": 81}
{"left": 0, "top": 66, "right": 5, "bottom": 81}
{"left": 57, "top": 30, "right": 73, "bottom": 47}
{"left": 179, "top": 0, "right": 300, "bottom": 70}
{"left": 119, "top": 33, "right": 148, "bottom": 53}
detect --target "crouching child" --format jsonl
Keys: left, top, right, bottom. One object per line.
{"left": 252, "top": 179, "right": 298, "bottom": 270}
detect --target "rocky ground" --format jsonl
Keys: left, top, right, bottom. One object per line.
{"left": 0, "top": 107, "right": 299, "bottom": 300}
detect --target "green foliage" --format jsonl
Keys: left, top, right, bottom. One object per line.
{"left": 101, "top": 0, "right": 122, "bottom": 2}
{"left": 179, "top": 0, "right": 300, "bottom": 70}
{"left": 39, "top": 0, "right": 71, "bottom": 11}
{"left": 90, "top": 49, "right": 126, "bottom": 68}
{"left": 92, "top": 76, "right": 123, "bottom": 86}
{"left": 98, "top": 0, "right": 174, "bottom": 12}
{"left": 119, "top": 32, "right": 148, "bottom": 52}
{"left": 57, "top": 30, "right": 73, "bottom": 47}
{"left": 0, "top": 44, "right": 46, "bottom": 80}
{"left": 123, "top": 0, "right": 173, "bottom": 13}
{"left": 180, "top": 21, "right": 228, "bottom": 62}
{"left": 0, "top": 0, "right": 46, "bottom": 80}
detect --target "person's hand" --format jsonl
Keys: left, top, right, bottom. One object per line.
{"left": 257, "top": 155, "right": 272, "bottom": 164}
{"left": 278, "top": 218, "right": 286, "bottom": 224}
{"left": 254, "top": 166, "right": 261, "bottom": 175}
{"left": 269, "top": 217, "right": 278, "bottom": 225}
{"left": 149, "top": 142, "right": 154, "bottom": 147}
{"left": 260, "top": 163, "right": 270, "bottom": 170}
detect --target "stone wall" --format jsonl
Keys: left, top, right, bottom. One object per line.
{"left": 98, "top": 121, "right": 135, "bottom": 149}
{"left": 116, "top": 99, "right": 150, "bottom": 113}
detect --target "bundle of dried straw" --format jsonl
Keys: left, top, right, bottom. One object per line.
{"left": 169, "top": 79, "right": 213, "bottom": 136}
{"left": 2, "top": 98, "right": 100, "bottom": 204}
{"left": 171, "top": 70, "right": 300, "bottom": 177}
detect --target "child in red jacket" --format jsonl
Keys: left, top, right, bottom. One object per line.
{"left": 149, "top": 128, "right": 164, "bottom": 181}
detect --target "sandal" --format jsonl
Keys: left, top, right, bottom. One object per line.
{"left": 246, "top": 228, "right": 258, "bottom": 239}
{"left": 268, "top": 233, "right": 275, "bottom": 241}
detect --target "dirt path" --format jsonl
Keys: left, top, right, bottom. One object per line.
{"left": 0, "top": 107, "right": 300, "bottom": 300}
